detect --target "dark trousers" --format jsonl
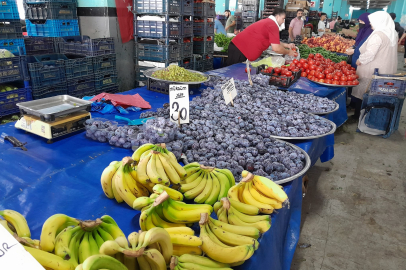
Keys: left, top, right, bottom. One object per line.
{"left": 352, "top": 96, "right": 362, "bottom": 118}
{"left": 226, "top": 41, "right": 247, "bottom": 66}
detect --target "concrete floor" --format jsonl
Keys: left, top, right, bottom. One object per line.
{"left": 291, "top": 53, "right": 406, "bottom": 270}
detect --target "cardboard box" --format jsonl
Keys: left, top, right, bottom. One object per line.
{"left": 286, "top": 4, "right": 307, "bottom": 11}
{"left": 301, "top": 27, "right": 311, "bottom": 38}
{"left": 398, "top": 45, "right": 405, "bottom": 53}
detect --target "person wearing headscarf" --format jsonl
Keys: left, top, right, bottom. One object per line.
{"left": 350, "top": 11, "right": 398, "bottom": 120}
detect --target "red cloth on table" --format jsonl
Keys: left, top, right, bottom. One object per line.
{"left": 231, "top": 19, "right": 281, "bottom": 61}
{"left": 91, "top": 93, "right": 151, "bottom": 109}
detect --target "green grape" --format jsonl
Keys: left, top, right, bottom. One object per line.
{"left": 151, "top": 65, "right": 206, "bottom": 82}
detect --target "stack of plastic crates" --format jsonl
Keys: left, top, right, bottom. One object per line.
{"left": 24, "top": 0, "right": 80, "bottom": 37}
{"left": 57, "top": 35, "right": 118, "bottom": 97}
{"left": 0, "top": 0, "right": 25, "bottom": 56}
{"left": 192, "top": 0, "right": 214, "bottom": 71}
{"left": 262, "top": 0, "right": 283, "bottom": 19}
{"left": 134, "top": 0, "right": 189, "bottom": 88}
{"left": 241, "top": 0, "right": 258, "bottom": 29}
{"left": 357, "top": 68, "right": 406, "bottom": 138}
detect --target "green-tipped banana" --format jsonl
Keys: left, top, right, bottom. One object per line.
{"left": 209, "top": 217, "right": 260, "bottom": 239}
{"left": 82, "top": 254, "right": 128, "bottom": 270}
{"left": 0, "top": 209, "right": 31, "bottom": 237}
{"left": 205, "top": 172, "right": 221, "bottom": 205}
{"left": 92, "top": 229, "right": 105, "bottom": 249}
{"left": 24, "top": 246, "right": 75, "bottom": 270}
{"left": 133, "top": 196, "right": 155, "bottom": 210}
{"left": 54, "top": 226, "right": 82, "bottom": 260}
{"left": 132, "top": 143, "right": 155, "bottom": 162}
{"left": 214, "top": 170, "right": 231, "bottom": 201}
{"left": 100, "top": 240, "right": 125, "bottom": 256}
{"left": 216, "top": 169, "right": 235, "bottom": 187}
{"left": 96, "top": 227, "right": 114, "bottom": 242}
{"left": 99, "top": 221, "right": 127, "bottom": 248}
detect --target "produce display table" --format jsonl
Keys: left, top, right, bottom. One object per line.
{"left": 0, "top": 66, "right": 338, "bottom": 270}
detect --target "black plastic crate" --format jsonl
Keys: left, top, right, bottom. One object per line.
{"left": 179, "top": 58, "right": 192, "bottom": 69}
{"left": 203, "top": 58, "right": 213, "bottom": 71}
{"left": 134, "top": 0, "right": 181, "bottom": 15}
{"left": 135, "top": 65, "right": 150, "bottom": 82}
{"left": 242, "top": 0, "right": 257, "bottom": 4}
{"left": 93, "top": 54, "right": 117, "bottom": 73}
{"left": 242, "top": 5, "right": 257, "bottom": 11}
{"left": 0, "top": 82, "right": 31, "bottom": 117}
{"left": 182, "top": 0, "right": 193, "bottom": 15}
{"left": 242, "top": 17, "right": 255, "bottom": 22}
{"left": 58, "top": 36, "right": 115, "bottom": 57}
{"left": 193, "top": 37, "right": 214, "bottom": 54}
{"left": 193, "top": 2, "right": 215, "bottom": 17}
{"left": 25, "top": 0, "right": 76, "bottom": 3}
{"left": 135, "top": 42, "right": 181, "bottom": 62}
{"left": 24, "top": 37, "right": 60, "bottom": 55}
{"left": 95, "top": 83, "right": 119, "bottom": 95}
{"left": 67, "top": 75, "right": 95, "bottom": 98}
{"left": 0, "top": 21, "right": 23, "bottom": 39}
{"left": 0, "top": 56, "right": 29, "bottom": 84}
{"left": 65, "top": 55, "right": 94, "bottom": 79}
{"left": 257, "top": 65, "right": 301, "bottom": 88}
{"left": 182, "top": 19, "right": 193, "bottom": 36}
{"left": 134, "top": 18, "right": 182, "bottom": 38}
{"left": 193, "top": 20, "right": 214, "bottom": 36}
{"left": 147, "top": 77, "right": 201, "bottom": 94}
{"left": 182, "top": 41, "right": 193, "bottom": 58}
{"left": 242, "top": 10, "right": 257, "bottom": 17}
{"left": 192, "top": 54, "right": 203, "bottom": 71}
{"left": 31, "top": 82, "right": 67, "bottom": 99}
{"left": 27, "top": 54, "right": 67, "bottom": 88}
{"left": 25, "top": 2, "right": 78, "bottom": 20}
{"left": 94, "top": 71, "right": 118, "bottom": 91}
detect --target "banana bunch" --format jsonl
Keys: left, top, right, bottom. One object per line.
{"left": 75, "top": 255, "right": 127, "bottom": 270}
{"left": 179, "top": 163, "right": 235, "bottom": 205}
{"left": 133, "top": 143, "right": 187, "bottom": 185}
{"left": 170, "top": 254, "right": 232, "bottom": 270}
{"left": 133, "top": 193, "right": 159, "bottom": 211}
{"left": 214, "top": 198, "right": 271, "bottom": 234}
{"left": 0, "top": 209, "right": 31, "bottom": 237}
{"left": 101, "top": 157, "right": 150, "bottom": 207}
{"left": 198, "top": 213, "right": 257, "bottom": 264}
{"left": 153, "top": 184, "right": 183, "bottom": 201}
{"left": 40, "top": 214, "right": 126, "bottom": 268}
{"left": 228, "top": 171, "right": 287, "bottom": 215}
{"left": 97, "top": 227, "right": 173, "bottom": 270}
{"left": 140, "top": 192, "right": 212, "bottom": 231}
{"left": 24, "top": 246, "right": 76, "bottom": 270}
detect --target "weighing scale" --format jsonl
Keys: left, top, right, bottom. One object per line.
{"left": 15, "top": 95, "right": 92, "bottom": 143}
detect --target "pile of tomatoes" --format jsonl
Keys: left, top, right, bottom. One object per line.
{"left": 294, "top": 53, "right": 359, "bottom": 86}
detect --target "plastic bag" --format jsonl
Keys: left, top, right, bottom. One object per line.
{"left": 284, "top": 47, "right": 301, "bottom": 65}
{"left": 144, "top": 117, "right": 178, "bottom": 144}
{"left": 251, "top": 56, "right": 285, "bottom": 68}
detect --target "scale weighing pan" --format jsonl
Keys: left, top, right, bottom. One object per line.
{"left": 17, "top": 95, "right": 93, "bottom": 122}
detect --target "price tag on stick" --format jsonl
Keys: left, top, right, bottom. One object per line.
{"left": 169, "top": 84, "right": 189, "bottom": 125}
{"left": 222, "top": 78, "right": 237, "bottom": 105}
{"left": 0, "top": 226, "right": 45, "bottom": 270}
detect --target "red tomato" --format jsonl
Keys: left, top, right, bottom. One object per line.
{"left": 313, "top": 78, "right": 319, "bottom": 82}
{"left": 297, "top": 63, "right": 303, "bottom": 68}
{"left": 335, "top": 71, "right": 342, "bottom": 77}
{"left": 274, "top": 68, "right": 281, "bottom": 73}
{"left": 317, "top": 73, "right": 325, "bottom": 79}
{"left": 310, "top": 65, "right": 316, "bottom": 70}
{"left": 307, "top": 75, "right": 313, "bottom": 80}
{"left": 353, "top": 80, "right": 359, "bottom": 85}
{"left": 333, "top": 75, "right": 340, "bottom": 81}
{"left": 292, "top": 59, "right": 299, "bottom": 65}
{"left": 305, "top": 69, "right": 311, "bottom": 74}
{"left": 308, "top": 59, "right": 315, "bottom": 65}
{"left": 308, "top": 54, "right": 315, "bottom": 59}
{"left": 319, "top": 79, "right": 325, "bottom": 83}
{"left": 344, "top": 70, "right": 351, "bottom": 76}
{"left": 339, "top": 81, "right": 347, "bottom": 85}
{"left": 309, "top": 70, "right": 315, "bottom": 76}
{"left": 347, "top": 75, "right": 354, "bottom": 81}
{"left": 291, "top": 75, "right": 295, "bottom": 80}
{"left": 325, "top": 79, "right": 332, "bottom": 84}
{"left": 288, "top": 66, "right": 293, "bottom": 71}
{"left": 281, "top": 65, "right": 287, "bottom": 69}
{"left": 292, "top": 68, "right": 300, "bottom": 72}
{"left": 340, "top": 76, "right": 347, "bottom": 81}
{"left": 301, "top": 72, "right": 307, "bottom": 77}
{"left": 303, "top": 63, "right": 309, "bottom": 69}
{"left": 332, "top": 80, "right": 340, "bottom": 85}
{"left": 316, "top": 67, "right": 323, "bottom": 72}
{"left": 299, "top": 59, "right": 306, "bottom": 64}
{"left": 339, "top": 61, "right": 346, "bottom": 66}
{"left": 285, "top": 71, "right": 292, "bottom": 76}
{"left": 315, "top": 61, "right": 321, "bottom": 66}
{"left": 267, "top": 67, "right": 273, "bottom": 72}
{"left": 326, "top": 74, "right": 333, "bottom": 79}
{"left": 315, "top": 53, "right": 322, "bottom": 58}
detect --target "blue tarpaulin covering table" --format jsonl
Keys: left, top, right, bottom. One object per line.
{"left": 0, "top": 63, "right": 342, "bottom": 270}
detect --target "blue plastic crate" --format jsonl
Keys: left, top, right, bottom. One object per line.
{"left": 31, "top": 81, "right": 67, "bottom": 99}
{"left": 134, "top": 19, "right": 182, "bottom": 38}
{"left": 0, "top": 21, "right": 23, "bottom": 39}
{"left": 0, "top": 82, "right": 32, "bottom": 117}
{"left": 67, "top": 75, "right": 95, "bottom": 98}
{"left": 25, "top": 2, "right": 78, "bottom": 20}
{"left": 193, "top": 2, "right": 215, "bottom": 17}
{"left": 0, "top": 39, "right": 26, "bottom": 55}
{"left": 182, "top": 0, "right": 193, "bottom": 15}
{"left": 368, "top": 69, "right": 406, "bottom": 98}
{"left": 94, "top": 71, "right": 118, "bottom": 91}
{"left": 136, "top": 42, "right": 181, "bottom": 62}
{"left": 134, "top": 0, "right": 181, "bottom": 14}
{"left": 182, "top": 20, "right": 193, "bottom": 36}
{"left": 193, "top": 38, "right": 214, "bottom": 54}
{"left": 135, "top": 65, "right": 150, "bottom": 82}
{"left": 93, "top": 54, "right": 117, "bottom": 73}
{"left": 24, "top": 37, "right": 60, "bottom": 55}
{"left": 0, "top": 56, "right": 28, "bottom": 84}
{"left": 65, "top": 55, "right": 94, "bottom": 79}
{"left": 94, "top": 83, "right": 119, "bottom": 95}
{"left": 24, "top": 0, "right": 76, "bottom": 3}
{"left": 58, "top": 36, "right": 115, "bottom": 56}
{"left": 27, "top": 54, "right": 67, "bottom": 88}
{"left": 0, "top": 0, "right": 20, "bottom": 20}
{"left": 26, "top": 19, "right": 80, "bottom": 37}
{"left": 193, "top": 20, "right": 214, "bottom": 36}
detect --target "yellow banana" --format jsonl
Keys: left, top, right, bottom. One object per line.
{"left": 163, "top": 201, "right": 210, "bottom": 224}
{"left": 213, "top": 170, "right": 231, "bottom": 201}
{"left": 24, "top": 246, "right": 75, "bottom": 270}
{"left": 204, "top": 223, "right": 230, "bottom": 248}
{"left": 132, "top": 143, "right": 155, "bottom": 161}
{"left": 173, "top": 245, "right": 202, "bottom": 256}
{"left": 111, "top": 168, "right": 124, "bottom": 203}
{"left": 180, "top": 171, "right": 204, "bottom": 193}
{"left": 205, "top": 172, "right": 220, "bottom": 205}
{"left": 82, "top": 254, "right": 128, "bottom": 270}
{"left": 170, "top": 234, "right": 202, "bottom": 246}
{"left": 217, "top": 206, "right": 228, "bottom": 223}
{"left": 227, "top": 212, "right": 271, "bottom": 233}
{"left": 0, "top": 209, "right": 31, "bottom": 237}
{"left": 150, "top": 208, "right": 185, "bottom": 228}
{"left": 243, "top": 182, "right": 274, "bottom": 214}
{"left": 227, "top": 184, "right": 241, "bottom": 202}
{"left": 209, "top": 217, "right": 260, "bottom": 239}
{"left": 153, "top": 184, "right": 183, "bottom": 201}
{"left": 195, "top": 172, "right": 213, "bottom": 204}
{"left": 133, "top": 196, "right": 155, "bottom": 210}
{"left": 164, "top": 227, "right": 194, "bottom": 235}
{"left": 144, "top": 248, "right": 167, "bottom": 270}
{"left": 213, "top": 201, "right": 222, "bottom": 214}
{"left": 154, "top": 153, "right": 170, "bottom": 186}
{"left": 160, "top": 151, "right": 186, "bottom": 179}
{"left": 216, "top": 168, "right": 235, "bottom": 186}
{"left": 227, "top": 198, "right": 260, "bottom": 215}
{"left": 99, "top": 240, "right": 125, "bottom": 256}
{"left": 242, "top": 171, "right": 288, "bottom": 202}
{"left": 136, "top": 153, "right": 152, "bottom": 184}
{"left": 100, "top": 161, "right": 121, "bottom": 199}
{"left": 229, "top": 206, "right": 270, "bottom": 223}
{"left": 124, "top": 255, "right": 138, "bottom": 270}
{"left": 250, "top": 183, "right": 282, "bottom": 208}
{"left": 182, "top": 169, "right": 203, "bottom": 184}
{"left": 147, "top": 153, "right": 163, "bottom": 184}
{"left": 208, "top": 222, "right": 259, "bottom": 250}
{"left": 184, "top": 166, "right": 202, "bottom": 179}
{"left": 178, "top": 254, "right": 230, "bottom": 268}
{"left": 184, "top": 172, "right": 207, "bottom": 200}
{"left": 158, "top": 153, "right": 181, "bottom": 184}
{"left": 54, "top": 226, "right": 81, "bottom": 260}
{"left": 168, "top": 198, "right": 213, "bottom": 213}
{"left": 0, "top": 219, "right": 15, "bottom": 235}
{"left": 137, "top": 255, "right": 152, "bottom": 270}
{"left": 140, "top": 227, "right": 173, "bottom": 265}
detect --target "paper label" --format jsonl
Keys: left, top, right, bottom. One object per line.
{"left": 0, "top": 225, "right": 45, "bottom": 270}
{"left": 169, "top": 85, "right": 189, "bottom": 124}
{"left": 222, "top": 78, "right": 237, "bottom": 105}
{"left": 20, "top": 118, "right": 32, "bottom": 131}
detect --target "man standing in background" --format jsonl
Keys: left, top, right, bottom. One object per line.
{"left": 288, "top": 9, "right": 304, "bottom": 42}
{"left": 225, "top": 10, "right": 236, "bottom": 34}
{"left": 318, "top": 13, "right": 327, "bottom": 34}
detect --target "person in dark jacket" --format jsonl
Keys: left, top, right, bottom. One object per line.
{"left": 390, "top": 13, "right": 404, "bottom": 39}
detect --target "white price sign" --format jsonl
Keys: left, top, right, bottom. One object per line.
{"left": 222, "top": 78, "right": 237, "bottom": 105}
{"left": 0, "top": 226, "right": 45, "bottom": 270}
{"left": 169, "top": 84, "right": 189, "bottom": 124}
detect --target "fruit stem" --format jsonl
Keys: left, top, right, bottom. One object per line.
{"left": 220, "top": 197, "right": 231, "bottom": 210}
{"left": 170, "top": 256, "right": 178, "bottom": 270}
{"left": 241, "top": 172, "right": 254, "bottom": 182}
{"left": 199, "top": 213, "right": 209, "bottom": 225}
{"left": 151, "top": 150, "right": 161, "bottom": 154}
{"left": 79, "top": 218, "right": 102, "bottom": 231}
{"left": 200, "top": 165, "right": 215, "bottom": 171}
{"left": 153, "top": 191, "right": 170, "bottom": 206}
{"left": 13, "top": 234, "right": 37, "bottom": 249}
{"left": 159, "top": 143, "right": 166, "bottom": 149}
{"left": 122, "top": 156, "right": 134, "bottom": 166}
{"left": 123, "top": 249, "right": 142, "bottom": 258}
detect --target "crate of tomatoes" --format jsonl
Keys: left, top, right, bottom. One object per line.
{"left": 257, "top": 64, "right": 301, "bottom": 88}
{"left": 297, "top": 53, "right": 360, "bottom": 86}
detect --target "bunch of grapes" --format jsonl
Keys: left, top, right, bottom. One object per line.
{"left": 152, "top": 65, "right": 207, "bottom": 82}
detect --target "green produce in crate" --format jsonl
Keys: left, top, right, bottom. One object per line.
{"left": 0, "top": 49, "right": 14, "bottom": 58}
{"left": 298, "top": 44, "right": 348, "bottom": 63}
{"left": 152, "top": 65, "right": 207, "bottom": 82}
{"left": 214, "top": 33, "right": 234, "bottom": 52}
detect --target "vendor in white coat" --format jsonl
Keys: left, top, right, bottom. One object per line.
{"left": 318, "top": 13, "right": 327, "bottom": 34}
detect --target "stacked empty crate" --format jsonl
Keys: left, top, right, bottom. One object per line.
{"left": 241, "top": 0, "right": 258, "bottom": 29}
{"left": 134, "top": 0, "right": 190, "bottom": 86}
{"left": 192, "top": 0, "right": 215, "bottom": 71}
{"left": 262, "top": 0, "right": 283, "bottom": 19}
{"left": 0, "top": 0, "right": 32, "bottom": 117}
{"left": 24, "top": 0, "right": 80, "bottom": 37}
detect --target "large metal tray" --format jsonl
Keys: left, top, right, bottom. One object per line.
{"left": 269, "top": 118, "right": 337, "bottom": 140}
{"left": 143, "top": 68, "right": 211, "bottom": 84}
{"left": 17, "top": 95, "right": 92, "bottom": 122}
{"left": 273, "top": 139, "right": 311, "bottom": 184}
{"left": 308, "top": 101, "right": 340, "bottom": 115}
{"left": 308, "top": 78, "right": 353, "bottom": 87}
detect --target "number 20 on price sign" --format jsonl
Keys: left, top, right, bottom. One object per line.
{"left": 169, "top": 84, "right": 189, "bottom": 125}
